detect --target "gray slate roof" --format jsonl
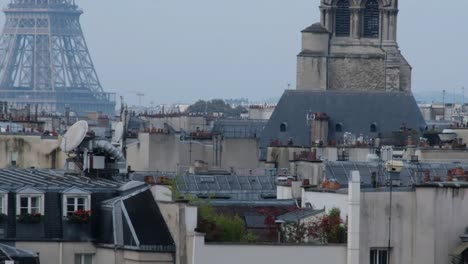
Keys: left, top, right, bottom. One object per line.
{"left": 324, "top": 161, "right": 468, "bottom": 187}
{"left": 212, "top": 119, "right": 266, "bottom": 138}
{"left": 0, "top": 168, "right": 123, "bottom": 191}
{"left": 277, "top": 208, "right": 325, "bottom": 222}
{"left": 260, "top": 90, "right": 426, "bottom": 158}
{"left": 302, "top": 23, "right": 329, "bottom": 33}
{"left": 174, "top": 174, "right": 277, "bottom": 200}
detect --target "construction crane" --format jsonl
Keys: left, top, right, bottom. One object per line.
{"left": 127, "top": 91, "right": 145, "bottom": 106}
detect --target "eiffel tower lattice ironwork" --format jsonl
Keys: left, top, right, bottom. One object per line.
{"left": 0, "top": 0, "right": 115, "bottom": 115}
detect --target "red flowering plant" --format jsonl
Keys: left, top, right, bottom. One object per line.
{"left": 17, "top": 213, "right": 42, "bottom": 224}
{"left": 308, "top": 208, "right": 347, "bottom": 244}
{"left": 67, "top": 209, "right": 92, "bottom": 224}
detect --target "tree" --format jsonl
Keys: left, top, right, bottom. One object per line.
{"left": 186, "top": 99, "right": 247, "bottom": 117}
{"left": 308, "top": 208, "right": 347, "bottom": 244}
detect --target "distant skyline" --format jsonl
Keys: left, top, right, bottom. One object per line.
{"left": 1, "top": 0, "right": 466, "bottom": 105}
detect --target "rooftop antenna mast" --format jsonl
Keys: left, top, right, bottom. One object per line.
{"left": 443, "top": 90, "right": 446, "bottom": 121}
{"left": 462, "top": 87, "right": 465, "bottom": 113}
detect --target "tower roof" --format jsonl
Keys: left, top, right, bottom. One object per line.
{"left": 301, "top": 23, "right": 329, "bottom": 34}
{"left": 259, "top": 90, "right": 426, "bottom": 159}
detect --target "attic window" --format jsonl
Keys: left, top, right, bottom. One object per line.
{"left": 370, "top": 123, "right": 378, "bottom": 133}
{"left": 0, "top": 194, "right": 7, "bottom": 215}
{"left": 363, "top": 0, "right": 380, "bottom": 38}
{"left": 18, "top": 196, "right": 42, "bottom": 215}
{"left": 335, "top": 123, "right": 343, "bottom": 132}
{"left": 16, "top": 188, "right": 45, "bottom": 216}
{"left": 280, "top": 123, "right": 288, "bottom": 132}
{"left": 62, "top": 188, "right": 91, "bottom": 217}
{"left": 335, "top": 0, "right": 350, "bottom": 37}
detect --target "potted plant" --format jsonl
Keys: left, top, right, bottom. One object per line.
{"left": 67, "top": 209, "right": 91, "bottom": 224}
{"left": 17, "top": 213, "right": 42, "bottom": 224}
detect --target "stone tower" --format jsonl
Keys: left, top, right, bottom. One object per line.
{"left": 296, "top": 0, "right": 411, "bottom": 92}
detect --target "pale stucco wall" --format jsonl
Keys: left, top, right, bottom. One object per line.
{"left": 277, "top": 185, "right": 293, "bottom": 200}
{"left": 192, "top": 235, "right": 347, "bottom": 264}
{"left": 359, "top": 191, "right": 416, "bottom": 264}
{"left": 358, "top": 187, "right": 468, "bottom": 264}
{"left": 127, "top": 133, "right": 260, "bottom": 172}
{"left": 415, "top": 149, "right": 468, "bottom": 163}
{"left": 158, "top": 201, "right": 198, "bottom": 264}
{"left": 16, "top": 242, "right": 173, "bottom": 264}
{"left": 301, "top": 190, "right": 348, "bottom": 219}
{"left": 0, "top": 135, "right": 66, "bottom": 169}
{"left": 96, "top": 247, "right": 173, "bottom": 264}
{"left": 220, "top": 138, "right": 260, "bottom": 169}
{"left": 16, "top": 242, "right": 96, "bottom": 264}
{"left": 247, "top": 108, "right": 274, "bottom": 120}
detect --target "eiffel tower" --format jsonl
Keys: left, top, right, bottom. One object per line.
{"left": 0, "top": 0, "right": 115, "bottom": 115}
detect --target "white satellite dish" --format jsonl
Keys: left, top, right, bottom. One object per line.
{"left": 113, "top": 122, "right": 124, "bottom": 143}
{"left": 60, "top": 120, "right": 89, "bottom": 153}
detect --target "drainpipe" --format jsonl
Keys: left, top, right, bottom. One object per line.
{"left": 347, "top": 171, "right": 360, "bottom": 264}
{"left": 59, "top": 242, "right": 63, "bottom": 264}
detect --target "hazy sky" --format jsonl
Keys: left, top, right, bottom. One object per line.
{"left": 5, "top": 1, "right": 468, "bottom": 105}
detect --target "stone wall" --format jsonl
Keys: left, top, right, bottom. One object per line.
{"left": 296, "top": 55, "right": 328, "bottom": 90}
{"left": 328, "top": 56, "right": 386, "bottom": 91}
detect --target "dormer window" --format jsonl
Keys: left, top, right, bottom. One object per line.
{"left": 280, "top": 123, "right": 288, "bottom": 132}
{"left": 16, "top": 187, "right": 45, "bottom": 215}
{"left": 335, "top": 0, "right": 350, "bottom": 37}
{"left": 62, "top": 188, "right": 91, "bottom": 217}
{"left": 363, "top": 0, "right": 380, "bottom": 38}
{"left": 0, "top": 189, "right": 8, "bottom": 215}
{"left": 19, "top": 196, "right": 41, "bottom": 215}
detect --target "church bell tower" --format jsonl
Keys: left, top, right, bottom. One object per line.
{"left": 296, "top": 0, "right": 411, "bottom": 92}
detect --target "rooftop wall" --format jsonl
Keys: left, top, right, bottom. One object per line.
{"left": 191, "top": 234, "right": 347, "bottom": 264}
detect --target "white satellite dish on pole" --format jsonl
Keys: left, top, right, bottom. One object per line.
{"left": 60, "top": 120, "right": 88, "bottom": 153}
{"left": 113, "top": 122, "right": 124, "bottom": 143}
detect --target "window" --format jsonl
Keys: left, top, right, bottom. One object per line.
{"left": 19, "top": 196, "right": 41, "bottom": 215}
{"left": 370, "top": 249, "right": 388, "bottom": 264}
{"left": 75, "top": 254, "right": 94, "bottom": 264}
{"left": 10, "top": 152, "right": 17, "bottom": 167}
{"left": 335, "top": 0, "right": 350, "bottom": 37}
{"left": 15, "top": 188, "right": 44, "bottom": 216}
{"left": 0, "top": 193, "right": 7, "bottom": 215}
{"left": 62, "top": 188, "right": 91, "bottom": 217}
{"left": 335, "top": 123, "right": 343, "bottom": 132}
{"left": 280, "top": 123, "right": 287, "bottom": 132}
{"left": 363, "top": 0, "right": 380, "bottom": 38}
{"left": 66, "top": 197, "right": 88, "bottom": 216}
{"left": 370, "top": 123, "right": 378, "bottom": 133}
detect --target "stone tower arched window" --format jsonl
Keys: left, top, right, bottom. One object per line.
{"left": 335, "top": 0, "right": 350, "bottom": 37}
{"left": 363, "top": 0, "right": 380, "bottom": 38}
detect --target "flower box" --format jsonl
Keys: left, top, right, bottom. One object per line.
{"left": 16, "top": 213, "right": 42, "bottom": 224}
{"left": 67, "top": 210, "right": 91, "bottom": 224}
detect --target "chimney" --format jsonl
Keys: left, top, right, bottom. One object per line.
{"left": 310, "top": 112, "right": 329, "bottom": 146}
{"left": 347, "top": 171, "right": 361, "bottom": 264}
